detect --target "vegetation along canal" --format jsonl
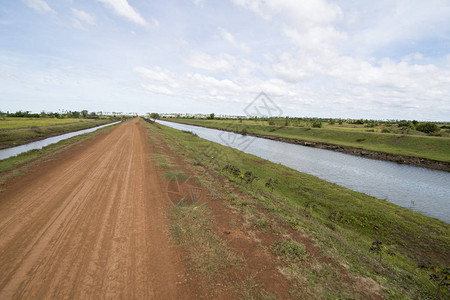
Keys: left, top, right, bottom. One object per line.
{"left": 0, "top": 121, "right": 121, "bottom": 160}
{"left": 158, "top": 120, "right": 450, "bottom": 223}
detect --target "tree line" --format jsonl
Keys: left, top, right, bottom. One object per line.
{"left": 0, "top": 110, "right": 109, "bottom": 119}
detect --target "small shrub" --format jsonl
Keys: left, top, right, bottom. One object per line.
{"left": 397, "top": 120, "right": 415, "bottom": 129}
{"left": 428, "top": 265, "right": 449, "bottom": 299}
{"left": 312, "top": 120, "right": 322, "bottom": 128}
{"left": 265, "top": 178, "right": 279, "bottom": 193}
{"left": 272, "top": 240, "right": 307, "bottom": 261}
{"left": 369, "top": 238, "right": 384, "bottom": 262}
{"left": 416, "top": 122, "right": 440, "bottom": 134}
{"left": 244, "top": 171, "right": 258, "bottom": 187}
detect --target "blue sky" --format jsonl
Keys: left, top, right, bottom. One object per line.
{"left": 1, "top": 0, "right": 449, "bottom": 120}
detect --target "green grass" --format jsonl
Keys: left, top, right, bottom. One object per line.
{"left": 0, "top": 122, "right": 119, "bottom": 177}
{"left": 144, "top": 120, "right": 450, "bottom": 299}
{"left": 0, "top": 117, "right": 114, "bottom": 149}
{"left": 272, "top": 240, "right": 308, "bottom": 262}
{"left": 166, "top": 118, "right": 450, "bottom": 162}
{"left": 0, "top": 117, "right": 97, "bottom": 129}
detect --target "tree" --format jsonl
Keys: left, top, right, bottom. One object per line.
{"left": 207, "top": 113, "right": 215, "bottom": 120}
{"left": 312, "top": 120, "right": 322, "bottom": 128}
{"left": 149, "top": 113, "right": 160, "bottom": 120}
{"left": 71, "top": 111, "right": 81, "bottom": 118}
{"left": 416, "top": 122, "right": 440, "bottom": 134}
{"left": 81, "top": 110, "right": 89, "bottom": 118}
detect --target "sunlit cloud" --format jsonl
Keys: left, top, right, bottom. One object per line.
{"left": 23, "top": 0, "right": 56, "bottom": 14}
{"left": 96, "top": 0, "right": 146, "bottom": 25}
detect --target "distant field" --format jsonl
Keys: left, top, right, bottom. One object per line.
{"left": 0, "top": 117, "right": 113, "bottom": 149}
{"left": 166, "top": 119, "right": 450, "bottom": 162}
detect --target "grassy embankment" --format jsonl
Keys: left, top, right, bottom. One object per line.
{"left": 166, "top": 118, "right": 450, "bottom": 163}
{"left": 0, "top": 121, "right": 120, "bottom": 179}
{"left": 0, "top": 117, "right": 114, "bottom": 150}
{"left": 143, "top": 119, "right": 449, "bottom": 299}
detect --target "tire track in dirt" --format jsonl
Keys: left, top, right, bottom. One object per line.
{"left": 0, "top": 119, "right": 192, "bottom": 299}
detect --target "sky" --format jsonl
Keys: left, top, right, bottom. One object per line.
{"left": 1, "top": 0, "right": 450, "bottom": 120}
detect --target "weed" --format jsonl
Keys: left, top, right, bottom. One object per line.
{"left": 235, "top": 273, "right": 276, "bottom": 300}
{"left": 265, "top": 178, "right": 279, "bottom": 193}
{"left": 165, "top": 170, "right": 188, "bottom": 181}
{"left": 272, "top": 239, "right": 307, "bottom": 262}
{"left": 428, "top": 265, "right": 450, "bottom": 299}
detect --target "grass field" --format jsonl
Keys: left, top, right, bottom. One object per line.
{"left": 166, "top": 119, "right": 450, "bottom": 162}
{"left": 0, "top": 117, "right": 96, "bottom": 130}
{"left": 143, "top": 119, "right": 450, "bottom": 299}
{"left": 0, "top": 117, "right": 113, "bottom": 149}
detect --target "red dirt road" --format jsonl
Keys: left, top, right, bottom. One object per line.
{"left": 0, "top": 120, "right": 191, "bottom": 299}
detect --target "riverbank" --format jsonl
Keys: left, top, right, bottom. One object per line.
{"left": 144, "top": 119, "right": 450, "bottom": 298}
{"left": 0, "top": 118, "right": 117, "bottom": 150}
{"left": 164, "top": 119, "right": 450, "bottom": 172}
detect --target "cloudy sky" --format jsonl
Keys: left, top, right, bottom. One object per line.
{"left": 1, "top": 0, "right": 449, "bottom": 120}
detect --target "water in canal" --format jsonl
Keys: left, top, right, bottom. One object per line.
{"left": 158, "top": 120, "right": 450, "bottom": 223}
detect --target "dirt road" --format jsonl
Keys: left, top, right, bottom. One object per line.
{"left": 0, "top": 120, "right": 191, "bottom": 299}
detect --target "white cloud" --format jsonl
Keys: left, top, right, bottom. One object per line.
{"left": 219, "top": 28, "right": 250, "bottom": 53}
{"left": 232, "top": 0, "right": 345, "bottom": 54}
{"left": 134, "top": 66, "right": 242, "bottom": 100}
{"left": 231, "top": 0, "right": 342, "bottom": 25}
{"left": 72, "top": 8, "right": 96, "bottom": 29}
{"left": 23, "top": 0, "right": 55, "bottom": 14}
{"left": 97, "top": 0, "right": 146, "bottom": 26}
{"left": 134, "top": 66, "right": 180, "bottom": 89}
{"left": 186, "top": 52, "right": 234, "bottom": 73}
{"left": 72, "top": 9, "right": 96, "bottom": 25}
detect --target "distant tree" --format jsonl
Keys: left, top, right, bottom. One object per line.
{"left": 89, "top": 112, "right": 98, "bottom": 119}
{"left": 207, "top": 113, "right": 215, "bottom": 120}
{"left": 312, "top": 120, "right": 322, "bottom": 128}
{"left": 149, "top": 113, "right": 160, "bottom": 120}
{"left": 398, "top": 120, "right": 415, "bottom": 129}
{"left": 284, "top": 117, "right": 290, "bottom": 126}
{"left": 81, "top": 110, "right": 89, "bottom": 118}
{"left": 71, "top": 111, "right": 81, "bottom": 118}
{"left": 416, "top": 122, "right": 440, "bottom": 134}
